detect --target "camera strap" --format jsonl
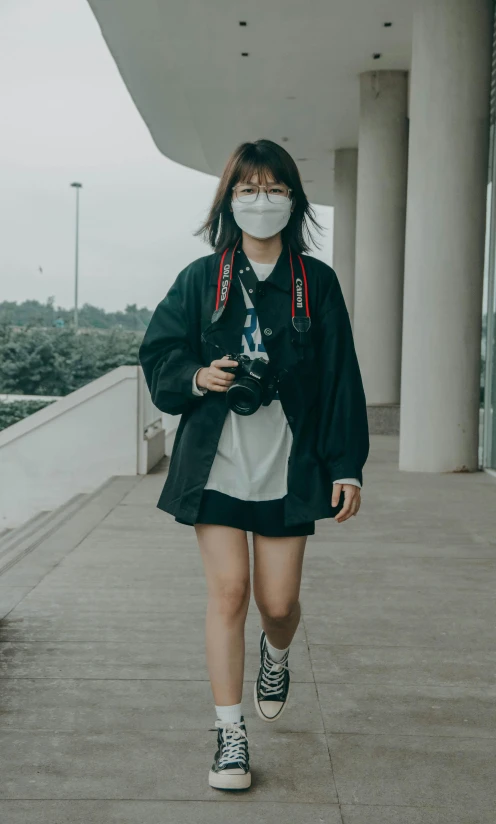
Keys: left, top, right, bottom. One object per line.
{"left": 211, "top": 242, "right": 311, "bottom": 343}
{"left": 289, "top": 249, "right": 311, "bottom": 341}
{"left": 211, "top": 237, "right": 241, "bottom": 324}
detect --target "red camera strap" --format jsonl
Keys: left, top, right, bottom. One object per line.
{"left": 212, "top": 242, "right": 311, "bottom": 334}
{"left": 289, "top": 248, "right": 311, "bottom": 334}
{"left": 211, "top": 237, "right": 241, "bottom": 323}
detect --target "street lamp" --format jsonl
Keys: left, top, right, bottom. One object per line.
{"left": 70, "top": 182, "right": 83, "bottom": 330}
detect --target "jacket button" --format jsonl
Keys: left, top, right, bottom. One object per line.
{"left": 263, "top": 327, "right": 272, "bottom": 336}
{"left": 287, "top": 415, "right": 294, "bottom": 423}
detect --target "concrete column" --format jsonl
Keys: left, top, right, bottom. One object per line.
{"left": 353, "top": 71, "right": 409, "bottom": 404}
{"left": 333, "top": 149, "right": 358, "bottom": 320}
{"left": 399, "top": 0, "right": 492, "bottom": 473}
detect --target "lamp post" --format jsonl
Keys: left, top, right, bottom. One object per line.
{"left": 70, "top": 182, "right": 83, "bottom": 330}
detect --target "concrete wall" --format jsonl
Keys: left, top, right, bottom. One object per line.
{"left": 0, "top": 366, "right": 164, "bottom": 529}
{"left": 332, "top": 148, "right": 358, "bottom": 320}
{"left": 354, "top": 71, "right": 409, "bottom": 406}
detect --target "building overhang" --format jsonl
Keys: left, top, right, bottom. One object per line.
{"left": 87, "top": 0, "right": 413, "bottom": 205}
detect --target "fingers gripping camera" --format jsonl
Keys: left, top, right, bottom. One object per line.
{"left": 221, "top": 353, "right": 278, "bottom": 416}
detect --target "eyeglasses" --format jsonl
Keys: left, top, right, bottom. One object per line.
{"left": 232, "top": 182, "right": 292, "bottom": 204}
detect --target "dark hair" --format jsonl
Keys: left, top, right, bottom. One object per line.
{"left": 194, "top": 139, "right": 325, "bottom": 254}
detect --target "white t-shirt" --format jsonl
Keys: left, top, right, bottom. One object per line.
{"left": 192, "top": 256, "right": 361, "bottom": 500}
{"left": 203, "top": 258, "right": 293, "bottom": 500}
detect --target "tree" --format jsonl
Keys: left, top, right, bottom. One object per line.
{"left": 0, "top": 324, "right": 142, "bottom": 396}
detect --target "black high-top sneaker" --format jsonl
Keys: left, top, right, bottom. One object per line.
{"left": 254, "top": 629, "right": 292, "bottom": 722}
{"left": 208, "top": 716, "right": 251, "bottom": 790}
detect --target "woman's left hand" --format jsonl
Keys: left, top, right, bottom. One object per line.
{"left": 332, "top": 483, "right": 361, "bottom": 523}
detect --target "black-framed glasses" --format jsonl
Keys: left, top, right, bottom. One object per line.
{"left": 232, "top": 183, "right": 292, "bottom": 204}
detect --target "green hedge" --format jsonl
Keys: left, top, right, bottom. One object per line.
{"left": 0, "top": 399, "right": 54, "bottom": 432}
{"left": 0, "top": 325, "right": 142, "bottom": 396}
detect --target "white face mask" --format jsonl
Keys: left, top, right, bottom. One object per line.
{"left": 231, "top": 194, "right": 292, "bottom": 239}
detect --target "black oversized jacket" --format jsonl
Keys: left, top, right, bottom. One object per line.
{"left": 138, "top": 244, "right": 369, "bottom": 526}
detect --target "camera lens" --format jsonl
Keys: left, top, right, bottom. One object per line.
{"left": 226, "top": 378, "right": 263, "bottom": 415}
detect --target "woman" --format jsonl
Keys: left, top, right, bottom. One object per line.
{"left": 139, "top": 139, "right": 369, "bottom": 792}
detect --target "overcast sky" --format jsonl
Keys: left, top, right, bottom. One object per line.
{"left": 0, "top": 0, "right": 333, "bottom": 312}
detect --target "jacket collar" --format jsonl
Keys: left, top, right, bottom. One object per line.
{"left": 210, "top": 244, "right": 292, "bottom": 294}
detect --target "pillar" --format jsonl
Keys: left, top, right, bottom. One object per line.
{"left": 333, "top": 149, "right": 358, "bottom": 320}
{"left": 399, "top": 0, "right": 492, "bottom": 473}
{"left": 353, "top": 71, "right": 409, "bottom": 405}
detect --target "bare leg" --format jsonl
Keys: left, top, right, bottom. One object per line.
{"left": 195, "top": 523, "right": 251, "bottom": 706}
{"left": 252, "top": 533, "right": 307, "bottom": 649}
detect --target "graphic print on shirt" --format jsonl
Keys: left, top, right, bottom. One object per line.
{"left": 242, "top": 308, "right": 267, "bottom": 356}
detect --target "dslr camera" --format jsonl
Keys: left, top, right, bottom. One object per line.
{"left": 221, "top": 353, "right": 278, "bottom": 416}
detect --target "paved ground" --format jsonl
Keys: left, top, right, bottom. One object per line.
{"left": 0, "top": 434, "right": 495, "bottom": 823}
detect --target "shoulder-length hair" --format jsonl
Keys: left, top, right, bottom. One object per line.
{"left": 194, "top": 139, "right": 325, "bottom": 254}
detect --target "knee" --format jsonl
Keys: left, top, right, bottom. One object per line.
{"left": 211, "top": 577, "right": 251, "bottom": 619}
{"left": 259, "top": 599, "right": 299, "bottom": 623}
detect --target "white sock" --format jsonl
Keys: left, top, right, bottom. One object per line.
{"left": 215, "top": 702, "right": 243, "bottom": 723}
{"left": 266, "top": 637, "right": 290, "bottom": 662}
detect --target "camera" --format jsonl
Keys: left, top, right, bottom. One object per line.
{"left": 221, "top": 353, "right": 278, "bottom": 416}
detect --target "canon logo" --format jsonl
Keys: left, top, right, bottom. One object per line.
{"left": 295, "top": 277, "right": 303, "bottom": 308}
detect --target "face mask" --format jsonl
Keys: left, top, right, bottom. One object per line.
{"left": 231, "top": 194, "right": 292, "bottom": 239}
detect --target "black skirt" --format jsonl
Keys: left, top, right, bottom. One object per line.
{"left": 175, "top": 489, "right": 315, "bottom": 537}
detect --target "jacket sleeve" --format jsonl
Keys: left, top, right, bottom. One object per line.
{"left": 192, "top": 367, "right": 208, "bottom": 396}
{"left": 138, "top": 266, "right": 206, "bottom": 416}
{"left": 316, "top": 269, "right": 370, "bottom": 486}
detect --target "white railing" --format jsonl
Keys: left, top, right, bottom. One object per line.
{"left": 137, "top": 367, "right": 165, "bottom": 474}
{"left": 0, "top": 366, "right": 165, "bottom": 529}
{"left": 0, "top": 394, "right": 59, "bottom": 403}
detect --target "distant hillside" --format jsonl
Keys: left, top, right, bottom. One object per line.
{"left": 0, "top": 298, "right": 153, "bottom": 331}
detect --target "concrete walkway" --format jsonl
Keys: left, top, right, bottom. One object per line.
{"left": 0, "top": 435, "right": 495, "bottom": 823}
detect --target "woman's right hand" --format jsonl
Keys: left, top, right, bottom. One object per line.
{"left": 196, "top": 356, "right": 238, "bottom": 393}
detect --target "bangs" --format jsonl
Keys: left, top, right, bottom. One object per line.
{"left": 234, "top": 149, "right": 289, "bottom": 187}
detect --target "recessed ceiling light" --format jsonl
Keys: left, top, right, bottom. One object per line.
{"left": 296, "top": 158, "right": 308, "bottom": 161}
{"left": 286, "top": 95, "right": 296, "bottom": 100}
{"left": 281, "top": 137, "right": 289, "bottom": 142}
{"left": 373, "top": 53, "right": 382, "bottom": 59}
{"left": 239, "top": 21, "right": 247, "bottom": 26}
{"left": 241, "top": 52, "right": 249, "bottom": 56}
{"left": 384, "top": 21, "right": 392, "bottom": 27}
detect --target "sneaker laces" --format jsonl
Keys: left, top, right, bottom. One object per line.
{"left": 208, "top": 719, "right": 249, "bottom": 768}
{"left": 259, "top": 648, "right": 293, "bottom": 698}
